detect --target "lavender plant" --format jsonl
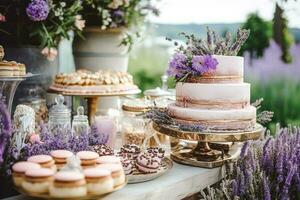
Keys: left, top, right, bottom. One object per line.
{"left": 252, "top": 98, "right": 274, "bottom": 125}
{"left": 166, "top": 27, "right": 250, "bottom": 82}
{"left": 145, "top": 108, "right": 204, "bottom": 132}
{"left": 200, "top": 125, "right": 300, "bottom": 200}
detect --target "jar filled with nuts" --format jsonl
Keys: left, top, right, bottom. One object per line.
{"left": 121, "top": 116, "right": 146, "bottom": 146}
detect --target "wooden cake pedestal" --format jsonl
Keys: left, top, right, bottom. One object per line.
{"left": 153, "top": 123, "right": 264, "bottom": 168}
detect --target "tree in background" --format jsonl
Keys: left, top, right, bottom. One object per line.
{"left": 273, "top": 2, "right": 294, "bottom": 63}
{"left": 239, "top": 13, "right": 272, "bottom": 64}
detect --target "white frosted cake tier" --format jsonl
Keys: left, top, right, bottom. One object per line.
{"left": 188, "top": 55, "right": 244, "bottom": 83}
{"left": 168, "top": 104, "right": 256, "bottom": 130}
{"left": 213, "top": 55, "right": 243, "bottom": 77}
{"left": 176, "top": 82, "right": 250, "bottom": 109}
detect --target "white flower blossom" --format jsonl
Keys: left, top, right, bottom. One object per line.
{"left": 108, "top": 0, "right": 123, "bottom": 9}
{"left": 75, "top": 15, "right": 85, "bottom": 31}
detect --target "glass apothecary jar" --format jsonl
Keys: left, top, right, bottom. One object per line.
{"left": 72, "top": 106, "right": 89, "bottom": 137}
{"left": 48, "top": 95, "right": 71, "bottom": 135}
{"left": 121, "top": 115, "right": 146, "bottom": 146}
{"left": 18, "top": 89, "right": 48, "bottom": 124}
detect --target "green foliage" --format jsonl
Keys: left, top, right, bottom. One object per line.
{"left": 82, "top": 0, "right": 159, "bottom": 48}
{"left": 0, "top": 0, "right": 83, "bottom": 49}
{"left": 249, "top": 77, "right": 300, "bottom": 127}
{"left": 273, "top": 3, "right": 294, "bottom": 63}
{"left": 239, "top": 13, "right": 272, "bottom": 59}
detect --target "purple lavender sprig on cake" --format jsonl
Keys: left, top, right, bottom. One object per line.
{"left": 166, "top": 27, "right": 250, "bottom": 82}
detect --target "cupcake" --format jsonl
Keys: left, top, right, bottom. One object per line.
{"left": 76, "top": 151, "right": 99, "bottom": 169}
{"left": 27, "top": 155, "right": 57, "bottom": 172}
{"left": 12, "top": 161, "right": 41, "bottom": 187}
{"left": 22, "top": 168, "right": 54, "bottom": 194}
{"left": 50, "top": 150, "right": 73, "bottom": 170}
{"left": 49, "top": 171, "right": 87, "bottom": 198}
{"left": 84, "top": 168, "right": 114, "bottom": 195}
{"left": 92, "top": 144, "right": 114, "bottom": 156}
{"left": 136, "top": 153, "right": 160, "bottom": 173}
{"left": 97, "top": 164, "right": 125, "bottom": 187}
{"left": 97, "top": 156, "right": 121, "bottom": 165}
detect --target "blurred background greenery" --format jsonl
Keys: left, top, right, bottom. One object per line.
{"left": 128, "top": 3, "right": 300, "bottom": 130}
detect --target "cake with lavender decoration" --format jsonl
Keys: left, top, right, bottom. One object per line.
{"left": 166, "top": 28, "right": 256, "bottom": 131}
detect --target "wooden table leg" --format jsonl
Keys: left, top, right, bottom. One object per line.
{"left": 87, "top": 97, "right": 99, "bottom": 124}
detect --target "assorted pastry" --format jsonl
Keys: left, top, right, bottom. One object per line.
{"left": 0, "top": 60, "right": 26, "bottom": 77}
{"left": 49, "top": 70, "right": 139, "bottom": 94}
{"left": 0, "top": 46, "right": 26, "bottom": 77}
{"left": 118, "top": 144, "right": 166, "bottom": 175}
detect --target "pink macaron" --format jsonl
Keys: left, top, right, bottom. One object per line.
{"left": 27, "top": 155, "right": 55, "bottom": 169}
{"left": 50, "top": 150, "right": 73, "bottom": 170}
{"left": 25, "top": 168, "right": 55, "bottom": 178}
{"left": 76, "top": 151, "right": 99, "bottom": 168}
{"left": 12, "top": 161, "right": 41, "bottom": 173}
{"left": 54, "top": 171, "right": 85, "bottom": 182}
{"left": 84, "top": 168, "right": 111, "bottom": 178}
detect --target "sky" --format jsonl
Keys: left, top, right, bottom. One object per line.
{"left": 150, "top": 0, "right": 300, "bottom": 28}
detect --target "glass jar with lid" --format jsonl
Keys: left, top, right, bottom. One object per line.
{"left": 121, "top": 98, "right": 152, "bottom": 147}
{"left": 18, "top": 88, "right": 48, "bottom": 124}
{"left": 48, "top": 95, "right": 71, "bottom": 135}
{"left": 72, "top": 106, "right": 89, "bottom": 137}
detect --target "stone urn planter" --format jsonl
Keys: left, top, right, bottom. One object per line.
{"left": 73, "top": 27, "right": 129, "bottom": 72}
{"left": 73, "top": 27, "right": 130, "bottom": 110}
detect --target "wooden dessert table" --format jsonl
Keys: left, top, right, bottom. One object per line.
{"left": 4, "top": 163, "right": 224, "bottom": 200}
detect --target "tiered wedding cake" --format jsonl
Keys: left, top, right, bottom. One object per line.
{"left": 166, "top": 28, "right": 255, "bottom": 131}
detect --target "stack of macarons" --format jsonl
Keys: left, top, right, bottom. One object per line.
{"left": 12, "top": 149, "right": 127, "bottom": 197}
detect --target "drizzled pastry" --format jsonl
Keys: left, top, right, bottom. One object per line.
{"left": 92, "top": 144, "right": 114, "bottom": 157}
{"left": 146, "top": 147, "right": 165, "bottom": 164}
{"left": 135, "top": 152, "right": 160, "bottom": 173}
{"left": 119, "top": 144, "right": 141, "bottom": 159}
{"left": 120, "top": 157, "right": 134, "bottom": 175}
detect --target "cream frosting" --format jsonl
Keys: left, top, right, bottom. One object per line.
{"left": 212, "top": 55, "right": 244, "bottom": 77}
{"left": 168, "top": 103, "right": 256, "bottom": 121}
{"left": 176, "top": 83, "right": 250, "bottom": 109}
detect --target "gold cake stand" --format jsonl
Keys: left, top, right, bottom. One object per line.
{"left": 153, "top": 122, "right": 264, "bottom": 168}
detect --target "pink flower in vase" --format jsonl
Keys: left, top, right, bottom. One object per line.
{"left": 0, "top": 13, "right": 6, "bottom": 22}
{"left": 29, "top": 133, "right": 44, "bottom": 144}
{"left": 41, "top": 47, "right": 57, "bottom": 61}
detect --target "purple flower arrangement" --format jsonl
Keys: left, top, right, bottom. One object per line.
{"left": 0, "top": 0, "right": 83, "bottom": 58}
{"left": 166, "top": 27, "right": 250, "bottom": 82}
{"left": 201, "top": 126, "right": 300, "bottom": 200}
{"left": 26, "top": 0, "right": 49, "bottom": 21}
{"left": 167, "top": 53, "right": 218, "bottom": 82}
